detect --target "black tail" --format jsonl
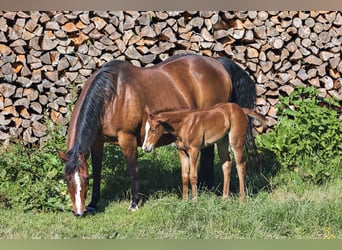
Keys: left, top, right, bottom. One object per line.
{"left": 217, "top": 57, "right": 256, "bottom": 108}
{"left": 217, "top": 57, "right": 261, "bottom": 170}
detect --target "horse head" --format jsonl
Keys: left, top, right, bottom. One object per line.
{"left": 58, "top": 150, "right": 89, "bottom": 217}
{"left": 142, "top": 112, "right": 169, "bottom": 153}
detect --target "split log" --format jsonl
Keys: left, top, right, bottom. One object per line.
{"left": 0, "top": 10, "right": 341, "bottom": 144}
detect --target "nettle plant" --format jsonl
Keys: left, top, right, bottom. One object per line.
{"left": 257, "top": 86, "right": 342, "bottom": 185}
{"left": 0, "top": 123, "right": 69, "bottom": 212}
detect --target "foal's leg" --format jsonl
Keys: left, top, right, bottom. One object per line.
{"left": 230, "top": 134, "right": 247, "bottom": 202}
{"left": 178, "top": 150, "right": 190, "bottom": 201}
{"left": 216, "top": 135, "right": 232, "bottom": 199}
{"left": 87, "top": 139, "right": 104, "bottom": 211}
{"left": 189, "top": 148, "right": 200, "bottom": 200}
{"left": 118, "top": 132, "right": 139, "bottom": 211}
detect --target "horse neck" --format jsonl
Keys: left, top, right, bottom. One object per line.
{"left": 157, "top": 110, "right": 190, "bottom": 134}
{"left": 67, "top": 62, "right": 116, "bottom": 154}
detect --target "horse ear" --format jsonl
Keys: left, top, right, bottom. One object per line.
{"left": 57, "top": 150, "right": 68, "bottom": 162}
{"left": 145, "top": 106, "right": 151, "bottom": 116}
{"left": 145, "top": 106, "right": 156, "bottom": 120}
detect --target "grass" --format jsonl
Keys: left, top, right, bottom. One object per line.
{"left": 0, "top": 125, "right": 341, "bottom": 239}
{"left": 1, "top": 179, "right": 341, "bottom": 239}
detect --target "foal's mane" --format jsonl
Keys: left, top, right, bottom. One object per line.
{"left": 65, "top": 60, "right": 121, "bottom": 175}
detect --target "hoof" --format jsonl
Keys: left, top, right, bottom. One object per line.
{"left": 128, "top": 203, "right": 139, "bottom": 212}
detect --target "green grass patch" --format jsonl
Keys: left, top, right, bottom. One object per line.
{"left": 0, "top": 179, "right": 341, "bottom": 239}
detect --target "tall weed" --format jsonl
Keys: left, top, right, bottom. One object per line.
{"left": 0, "top": 122, "right": 69, "bottom": 211}
{"left": 257, "top": 86, "right": 342, "bottom": 186}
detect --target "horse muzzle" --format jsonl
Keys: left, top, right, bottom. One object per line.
{"left": 73, "top": 210, "right": 87, "bottom": 217}
{"left": 142, "top": 144, "right": 154, "bottom": 153}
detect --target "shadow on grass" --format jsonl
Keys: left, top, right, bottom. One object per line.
{"left": 217, "top": 147, "right": 281, "bottom": 198}
{"left": 93, "top": 144, "right": 182, "bottom": 213}
{"left": 91, "top": 144, "right": 281, "bottom": 213}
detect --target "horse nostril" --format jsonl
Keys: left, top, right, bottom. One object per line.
{"left": 143, "top": 145, "right": 153, "bottom": 153}
{"left": 73, "top": 211, "right": 87, "bottom": 217}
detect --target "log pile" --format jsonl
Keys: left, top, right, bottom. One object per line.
{"left": 0, "top": 11, "right": 341, "bottom": 145}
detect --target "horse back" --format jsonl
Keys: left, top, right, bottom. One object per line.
{"left": 140, "top": 55, "right": 232, "bottom": 111}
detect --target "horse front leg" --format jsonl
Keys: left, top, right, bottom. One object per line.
{"left": 189, "top": 148, "right": 200, "bottom": 200}
{"left": 87, "top": 139, "right": 104, "bottom": 212}
{"left": 118, "top": 133, "right": 139, "bottom": 211}
{"left": 178, "top": 150, "right": 190, "bottom": 201}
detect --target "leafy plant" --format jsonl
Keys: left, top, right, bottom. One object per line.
{"left": 257, "top": 86, "right": 342, "bottom": 185}
{"left": 0, "top": 122, "right": 69, "bottom": 212}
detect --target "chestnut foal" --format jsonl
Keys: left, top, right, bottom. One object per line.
{"left": 142, "top": 103, "right": 266, "bottom": 202}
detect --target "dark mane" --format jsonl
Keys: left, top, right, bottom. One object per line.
{"left": 65, "top": 60, "right": 120, "bottom": 175}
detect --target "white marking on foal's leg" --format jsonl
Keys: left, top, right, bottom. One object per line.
{"left": 74, "top": 171, "right": 82, "bottom": 215}
{"left": 142, "top": 121, "right": 150, "bottom": 150}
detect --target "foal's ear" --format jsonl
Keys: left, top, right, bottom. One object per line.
{"left": 144, "top": 106, "right": 152, "bottom": 116}
{"left": 57, "top": 150, "right": 68, "bottom": 162}
{"left": 144, "top": 106, "right": 156, "bottom": 120}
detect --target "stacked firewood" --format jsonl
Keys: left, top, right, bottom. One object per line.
{"left": 0, "top": 11, "right": 341, "bottom": 144}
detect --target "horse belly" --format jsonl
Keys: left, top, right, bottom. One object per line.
{"left": 203, "top": 121, "right": 228, "bottom": 147}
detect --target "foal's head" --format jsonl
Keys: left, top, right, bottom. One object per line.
{"left": 142, "top": 115, "right": 166, "bottom": 153}
{"left": 58, "top": 150, "right": 89, "bottom": 216}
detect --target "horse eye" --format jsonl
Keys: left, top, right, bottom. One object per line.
{"left": 65, "top": 175, "right": 73, "bottom": 182}
{"left": 151, "top": 129, "right": 156, "bottom": 134}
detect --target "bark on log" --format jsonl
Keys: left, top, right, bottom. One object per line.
{"left": 0, "top": 10, "right": 341, "bottom": 144}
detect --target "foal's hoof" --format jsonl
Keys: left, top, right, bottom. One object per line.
{"left": 128, "top": 203, "right": 139, "bottom": 212}
{"left": 86, "top": 206, "right": 97, "bottom": 214}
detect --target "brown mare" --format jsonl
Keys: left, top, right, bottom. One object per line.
{"left": 142, "top": 103, "right": 267, "bottom": 201}
{"left": 57, "top": 54, "right": 256, "bottom": 216}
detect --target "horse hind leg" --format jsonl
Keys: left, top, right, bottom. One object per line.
{"left": 178, "top": 150, "right": 190, "bottom": 201}
{"left": 229, "top": 134, "right": 247, "bottom": 202}
{"left": 188, "top": 148, "right": 200, "bottom": 200}
{"left": 198, "top": 145, "right": 215, "bottom": 191}
{"left": 216, "top": 135, "right": 232, "bottom": 199}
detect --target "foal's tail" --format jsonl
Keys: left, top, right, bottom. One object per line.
{"left": 242, "top": 108, "right": 267, "bottom": 128}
